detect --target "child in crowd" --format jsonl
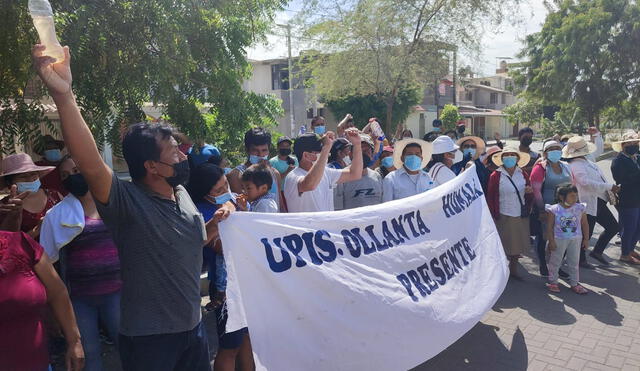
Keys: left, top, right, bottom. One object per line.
{"left": 545, "top": 184, "right": 589, "bottom": 294}
{"left": 240, "top": 164, "right": 279, "bottom": 213}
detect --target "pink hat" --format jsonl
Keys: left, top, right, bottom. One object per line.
{"left": 383, "top": 146, "right": 394, "bottom": 153}
{"left": 1, "top": 153, "right": 55, "bottom": 178}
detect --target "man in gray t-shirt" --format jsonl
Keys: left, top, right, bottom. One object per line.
{"left": 335, "top": 168, "right": 383, "bottom": 210}
{"left": 33, "top": 44, "right": 230, "bottom": 371}
{"left": 334, "top": 135, "right": 383, "bottom": 210}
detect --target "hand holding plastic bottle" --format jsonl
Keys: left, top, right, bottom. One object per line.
{"left": 29, "top": 0, "right": 65, "bottom": 62}
{"left": 32, "top": 44, "right": 72, "bottom": 97}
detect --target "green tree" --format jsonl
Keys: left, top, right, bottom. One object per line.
{"left": 0, "top": 0, "right": 285, "bottom": 156}
{"left": 324, "top": 85, "right": 421, "bottom": 129}
{"left": 299, "top": 0, "right": 521, "bottom": 134}
{"left": 518, "top": 0, "right": 640, "bottom": 128}
{"left": 503, "top": 97, "right": 543, "bottom": 128}
{"left": 440, "top": 104, "right": 462, "bottom": 131}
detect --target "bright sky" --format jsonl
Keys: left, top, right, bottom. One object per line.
{"left": 247, "top": 0, "right": 549, "bottom": 77}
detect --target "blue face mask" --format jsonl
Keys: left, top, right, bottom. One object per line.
{"left": 546, "top": 150, "right": 562, "bottom": 163}
{"left": 403, "top": 155, "right": 422, "bottom": 171}
{"left": 211, "top": 192, "right": 233, "bottom": 205}
{"left": 502, "top": 156, "right": 518, "bottom": 169}
{"left": 17, "top": 178, "right": 41, "bottom": 193}
{"left": 44, "top": 149, "right": 62, "bottom": 162}
{"left": 433, "top": 127, "right": 441, "bottom": 132}
{"left": 463, "top": 148, "right": 476, "bottom": 158}
{"left": 314, "top": 126, "right": 326, "bottom": 135}
{"left": 249, "top": 155, "right": 268, "bottom": 165}
{"left": 381, "top": 157, "right": 394, "bottom": 169}
{"left": 223, "top": 167, "right": 232, "bottom": 175}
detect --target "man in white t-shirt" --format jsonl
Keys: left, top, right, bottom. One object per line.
{"left": 284, "top": 130, "right": 363, "bottom": 212}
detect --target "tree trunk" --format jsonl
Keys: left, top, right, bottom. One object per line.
{"left": 385, "top": 101, "right": 394, "bottom": 137}
{"left": 595, "top": 113, "right": 600, "bottom": 130}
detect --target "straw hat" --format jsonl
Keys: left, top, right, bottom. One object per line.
{"left": 482, "top": 146, "right": 502, "bottom": 165}
{"left": 612, "top": 131, "right": 640, "bottom": 152}
{"left": 393, "top": 138, "right": 433, "bottom": 169}
{"left": 492, "top": 147, "right": 531, "bottom": 168}
{"left": 561, "top": 136, "right": 597, "bottom": 159}
{"left": 432, "top": 135, "right": 459, "bottom": 155}
{"left": 456, "top": 136, "right": 486, "bottom": 160}
{"left": 1, "top": 153, "right": 55, "bottom": 179}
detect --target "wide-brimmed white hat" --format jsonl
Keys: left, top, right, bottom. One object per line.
{"left": 393, "top": 138, "right": 433, "bottom": 169}
{"left": 432, "top": 135, "right": 459, "bottom": 155}
{"left": 492, "top": 146, "right": 531, "bottom": 168}
{"left": 561, "top": 136, "right": 597, "bottom": 159}
{"left": 612, "top": 131, "right": 640, "bottom": 152}
{"left": 542, "top": 140, "right": 562, "bottom": 152}
{"left": 456, "top": 136, "right": 486, "bottom": 160}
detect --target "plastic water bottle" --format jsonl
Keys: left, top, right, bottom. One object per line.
{"left": 29, "top": 0, "right": 65, "bottom": 62}
{"left": 370, "top": 120, "right": 385, "bottom": 141}
{"left": 299, "top": 125, "right": 307, "bottom": 136}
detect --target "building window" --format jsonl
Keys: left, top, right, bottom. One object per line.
{"left": 271, "top": 64, "right": 289, "bottom": 90}
{"left": 307, "top": 108, "right": 314, "bottom": 119}
{"left": 466, "top": 91, "right": 473, "bottom": 101}
{"left": 501, "top": 93, "right": 507, "bottom": 104}
{"left": 317, "top": 108, "right": 324, "bottom": 117}
{"left": 490, "top": 93, "right": 498, "bottom": 104}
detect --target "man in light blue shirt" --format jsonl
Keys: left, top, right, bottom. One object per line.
{"left": 382, "top": 138, "right": 434, "bottom": 202}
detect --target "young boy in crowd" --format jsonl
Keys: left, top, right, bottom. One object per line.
{"left": 240, "top": 164, "right": 279, "bottom": 213}
{"left": 545, "top": 183, "right": 589, "bottom": 295}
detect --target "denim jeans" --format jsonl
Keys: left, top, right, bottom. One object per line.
{"left": 71, "top": 291, "right": 121, "bottom": 371}
{"left": 619, "top": 207, "right": 640, "bottom": 256}
{"left": 119, "top": 321, "right": 210, "bottom": 371}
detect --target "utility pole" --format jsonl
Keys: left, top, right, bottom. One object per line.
{"left": 276, "top": 23, "right": 296, "bottom": 137}
{"left": 285, "top": 24, "right": 295, "bottom": 137}
{"left": 452, "top": 47, "right": 457, "bottom": 106}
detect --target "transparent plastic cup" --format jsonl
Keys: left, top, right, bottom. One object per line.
{"left": 370, "top": 121, "right": 385, "bottom": 139}
{"left": 32, "top": 16, "right": 65, "bottom": 62}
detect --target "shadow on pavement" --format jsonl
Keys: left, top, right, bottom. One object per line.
{"left": 412, "top": 323, "right": 527, "bottom": 371}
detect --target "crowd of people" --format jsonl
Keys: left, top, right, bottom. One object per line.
{"left": 1, "top": 44, "right": 639, "bottom": 371}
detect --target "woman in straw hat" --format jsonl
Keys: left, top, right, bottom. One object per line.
{"left": 487, "top": 147, "right": 533, "bottom": 278}
{"left": 564, "top": 135, "right": 620, "bottom": 267}
{"left": 0, "top": 153, "right": 63, "bottom": 237}
{"left": 530, "top": 140, "right": 573, "bottom": 276}
{"left": 611, "top": 131, "right": 640, "bottom": 264}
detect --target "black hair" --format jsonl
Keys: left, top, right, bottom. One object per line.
{"left": 244, "top": 127, "right": 271, "bottom": 149}
{"left": 207, "top": 154, "right": 223, "bottom": 167}
{"left": 555, "top": 183, "right": 578, "bottom": 203}
{"left": 122, "top": 123, "right": 174, "bottom": 181}
{"left": 311, "top": 116, "right": 325, "bottom": 126}
{"left": 444, "top": 129, "right": 457, "bottom": 137}
{"left": 402, "top": 143, "right": 422, "bottom": 157}
{"left": 329, "top": 138, "right": 350, "bottom": 163}
{"left": 432, "top": 119, "right": 442, "bottom": 127}
{"left": 518, "top": 127, "right": 534, "bottom": 138}
{"left": 241, "top": 164, "right": 273, "bottom": 189}
{"left": 4, "top": 174, "right": 13, "bottom": 185}
{"left": 186, "top": 163, "right": 225, "bottom": 204}
{"left": 426, "top": 153, "right": 446, "bottom": 171}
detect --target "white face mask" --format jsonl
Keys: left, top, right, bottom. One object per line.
{"left": 343, "top": 156, "right": 352, "bottom": 166}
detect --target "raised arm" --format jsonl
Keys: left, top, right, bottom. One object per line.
{"left": 336, "top": 114, "right": 353, "bottom": 138}
{"left": 32, "top": 45, "right": 112, "bottom": 204}
{"left": 338, "top": 129, "right": 363, "bottom": 184}
{"left": 298, "top": 132, "right": 335, "bottom": 193}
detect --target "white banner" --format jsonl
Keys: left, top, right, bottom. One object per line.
{"left": 220, "top": 166, "right": 508, "bottom": 371}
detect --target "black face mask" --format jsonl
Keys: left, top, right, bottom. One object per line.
{"left": 63, "top": 173, "right": 89, "bottom": 197}
{"left": 160, "top": 160, "right": 190, "bottom": 187}
{"left": 362, "top": 154, "right": 372, "bottom": 168}
{"left": 520, "top": 137, "right": 533, "bottom": 146}
{"left": 624, "top": 145, "right": 639, "bottom": 156}
{"left": 279, "top": 148, "right": 292, "bottom": 156}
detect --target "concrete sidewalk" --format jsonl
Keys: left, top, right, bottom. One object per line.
{"left": 413, "top": 243, "right": 640, "bottom": 371}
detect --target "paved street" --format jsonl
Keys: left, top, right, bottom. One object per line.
{"left": 98, "top": 158, "right": 640, "bottom": 371}
{"left": 415, "top": 157, "right": 640, "bottom": 371}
